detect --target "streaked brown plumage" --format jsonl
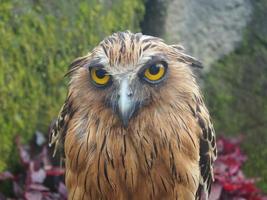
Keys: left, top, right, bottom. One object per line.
{"left": 50, "top": 31, "right": 217, "bottom": 200}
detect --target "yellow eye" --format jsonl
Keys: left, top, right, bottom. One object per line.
{"left": 90, "top": 68, "right": 111, "bottom": 86}
{"left": 144, "top": 63, "right": 166, "bottom": 82}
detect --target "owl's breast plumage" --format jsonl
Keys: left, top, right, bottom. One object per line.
{"left": 64, "top": 107, "right": 201, "bottom": 200}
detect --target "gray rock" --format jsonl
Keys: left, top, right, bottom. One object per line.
{"left": 163, "top": 0, "right": 252, "bottom": 68}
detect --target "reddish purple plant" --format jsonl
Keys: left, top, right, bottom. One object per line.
{"left": 0, "top": 135, "right": 66, "bottom": 200}
{"left": 209, "top": 137, "right": 267, "bottom": 200}
{"left": 0, "top": 134, "right": 266, "bottom": 200}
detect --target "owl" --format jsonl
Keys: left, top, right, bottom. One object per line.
{"left": 50, "top": 31, "right": 217, "bottom": 200}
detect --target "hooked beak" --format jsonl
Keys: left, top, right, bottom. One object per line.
{"left": 116, "top": 79, "right": 138, "bottom": 127}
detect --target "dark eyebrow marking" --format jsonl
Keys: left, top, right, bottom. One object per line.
{"left": 179, "top": 54, "right": 203, "bottom": 68}
{"left": 65, "top": 56, "right": 88, "bottom": 77}
{"left": 88, "top": 58, "right": 103, "bottom": 68}
{"left": 190, "top": 59, "right": 203, "bottom": 68}
{"left": 101, "top": 44, "right": 108, "bottom": 57}
{"left": 143, "top": 43, "right": 152, "bottom": 51}
{"left": 138, "top": 54, "right": 168, "bottom": 74}
{"left": 145, "top": 54, "right": 168, "bottom": 66}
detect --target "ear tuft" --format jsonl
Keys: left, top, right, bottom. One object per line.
{"left": 65, "top": 55, "right": 90, "bottom": 77}
{"left": 171, "top": 44, "right": 203, "bottom": 68}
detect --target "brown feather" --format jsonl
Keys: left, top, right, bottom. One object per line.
{"left": 50, "top": 31, "right": 216, "bottom": 200}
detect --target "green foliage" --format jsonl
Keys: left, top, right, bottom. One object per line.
{"left": 0, "top": 0, "right": 144, "bottom": 170}
{"left": 204, "top": 0, "right": 267, "bottom": 192}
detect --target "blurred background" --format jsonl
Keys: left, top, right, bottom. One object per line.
{"left": 0, "top": 0, "right": 266, "bottom": 198}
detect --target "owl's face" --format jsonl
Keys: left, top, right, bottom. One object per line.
{"left": 69, "top": 32, "right": 199, "bottom": 128}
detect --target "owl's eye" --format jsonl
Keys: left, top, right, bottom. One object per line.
{"left": 142, "top": 62, "right": 167, "bottom": 83}
{"left": 90, "top": 68, "right": 111, "bottom": 87}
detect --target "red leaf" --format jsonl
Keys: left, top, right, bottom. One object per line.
{"left": 45, "top": 167, "right": 65, "bottom": 176}
{"left": 24, "top": 191, "right": 42, "bottom": 200}
{"left": 213, "top": 136, "right": 267, "bottom": 200}
{"left": 0, "top": 171, "right": 14, "bottom": 181}
{"left": 28, "top": 162, "right": 46, "bottom": 184}
{"left": 209, "top": 183, "right": 223, "bottom": 200}
{"left": 223, "top": 183, "right": 241, "bottom": 191}
{"left": 13, "top": 181, "right": 24, "bottom": 197}
{"left": 31, "top": 168, "right": 46, "bottom": 184}
{"left": 28, "top": 183, "right": 49, "bottom": 191}
{"left": 58, "top": 182, "right": 67, "bottom": 199}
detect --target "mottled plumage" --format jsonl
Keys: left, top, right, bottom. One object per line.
{"left": 50, "top": 31, "right": 216, "bottom": 200}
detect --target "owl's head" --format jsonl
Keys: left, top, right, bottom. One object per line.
{"left": 67, "top": 31, "right": 202, "bottom": 128}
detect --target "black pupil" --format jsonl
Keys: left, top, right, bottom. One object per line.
{"left": 95, "top": 69, "right": 106, "bottom": 78}
{"left": 149, "top": 64, "right": 160, "bottom": 75}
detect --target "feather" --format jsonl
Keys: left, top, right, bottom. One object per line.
{"left": 50, "top": 31, "right": 216, "bottom": 199}
{"left": 49, "top": 94, "right": 75, "bottom": 157}
{"left": 193, "top": 96, "right": 217, "bottom": 199}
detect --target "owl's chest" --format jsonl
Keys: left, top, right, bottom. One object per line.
{"left": 64, "top": 128, "right": 200, "bottom": 200}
